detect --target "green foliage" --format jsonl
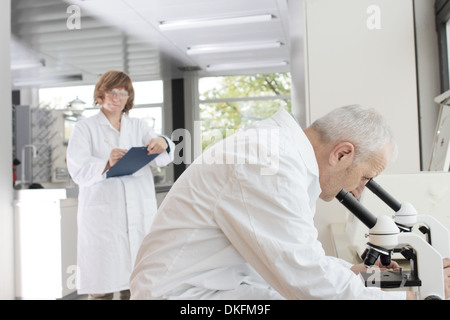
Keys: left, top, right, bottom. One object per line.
{"left": 200, "top": 73, "right": 291, "bottom": 151}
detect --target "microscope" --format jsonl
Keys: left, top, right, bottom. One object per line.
{"left": 366, "top": 178, "right": 450, "bottom": 258}
{"left": 336, "top": 189, "right": 445, "bottom": 300}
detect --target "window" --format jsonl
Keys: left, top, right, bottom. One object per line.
{"left": 39, "top": 80, "right": 164, "bottom": 134}
{"left": 37, "top": 80, "right": 168, "bottom": 185}
{"left": 198, "top": 73, "right": 291, "bottom": 151}
{"left": 446, "top": 19, "right": 450, "bottom": 88}
{"left": 433, "top": 1, "right": 450, "bottom": 171}
{"left": 39, "top": 84, "right": 95, "bottom": 110}
{"left": 436, "top": 0, "right": 450, "bottom": 90}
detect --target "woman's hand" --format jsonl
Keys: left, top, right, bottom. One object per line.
{"left": 109, "top": 148, "right": 127, "bottom": 167}
{"left": 146, "top": 137, "right": 168, "bottom": 155}
{"left": 103, "top": 148, "right": 127, "bottom": 173}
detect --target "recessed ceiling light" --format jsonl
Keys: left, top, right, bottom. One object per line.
{"left": 11, "top": 59, "right": 45, "bottom": 70}
{"left": 159, "top": 14, "right": 274, "bottom": 31}
{"left": 187, "top": 41, "right": 282, "bottom": 55}
{"left": 206, "top": 60, "right": 288, "bottom": 72}
{"left": 13, "top": 74, "right": 83, "bottom": 87}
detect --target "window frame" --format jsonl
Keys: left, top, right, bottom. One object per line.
{"left": 436, "top": 0, "right": 450, "bottom": 91}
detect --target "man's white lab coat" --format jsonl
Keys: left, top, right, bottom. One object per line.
{"left": 130, "top": 108, "right": 405, "bottom": 300}
{"left": 66, "top": 111, "right": 174, "bottom": 294}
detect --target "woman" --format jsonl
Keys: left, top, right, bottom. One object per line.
{"left": 66, "top": 70, "right": 174, "bottom": 300}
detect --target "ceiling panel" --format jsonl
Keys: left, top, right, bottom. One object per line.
{"left": 11, "top": 0, "right": 292, "bottom": 88}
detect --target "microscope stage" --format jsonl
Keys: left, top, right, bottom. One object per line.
{"left": 360, "top": 270, "right": 421, "bottom": 289}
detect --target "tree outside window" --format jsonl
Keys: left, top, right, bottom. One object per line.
{"left": 199, "top": 72, "right": 291, "bottom": 151}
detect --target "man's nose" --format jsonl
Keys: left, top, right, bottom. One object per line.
{"left": 350, "top": 181, "right": 368, "bottom": 199}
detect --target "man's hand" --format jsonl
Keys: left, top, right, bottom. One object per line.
{"left": 350, "top": 257, "right": 400, "bottom": 275}
{"left": 351, "top": 258, "right": 450, "bottom": 300}
{"left": 351, "top": 259, "right": 416, "bottom": 300}
{"left": 373, "top": 258, "right": 401, "bottom": 271}
{"left": 350, "top": 263, "right": 367, "bottom": 275}
{"left": 444, "top": 258, "right": 450, "bottom": 299}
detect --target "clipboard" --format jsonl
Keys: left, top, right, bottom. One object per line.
{"left": 106, "top": 147, "right": 160, "bottom": 178}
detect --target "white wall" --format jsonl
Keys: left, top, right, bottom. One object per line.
{"left": 288, "top": 0, "right": 307, "bottom": 128}
{"left": 304, "top": 0, "right": 420, "bottom": 174}
{"left": 414, "top": 0, "right": 442, "bottom": 169}
{"left": 0, "top": 0, "right": 14, "bottom": 299}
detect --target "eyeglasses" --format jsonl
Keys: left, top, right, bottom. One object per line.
{"left": 105, "top": 89, "right": 129, "bottom": 100}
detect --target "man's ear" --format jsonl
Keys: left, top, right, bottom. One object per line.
{"left": 329, "top": 142, "right": 355, "bottom": 167}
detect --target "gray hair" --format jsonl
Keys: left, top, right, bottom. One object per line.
{"left": 310, "top": 105, "right": 397, "bottom": 165}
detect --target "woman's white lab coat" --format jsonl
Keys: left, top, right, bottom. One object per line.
{"left": 66, "top": 111, "right": 174, "bottom": 294}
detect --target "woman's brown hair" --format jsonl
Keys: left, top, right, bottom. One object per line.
{"left": 93, "top": 70, "right": 135, "bottom": 114}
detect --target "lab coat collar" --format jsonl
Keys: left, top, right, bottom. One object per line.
{"left": 271, "top": 108, "right": 319, "bottom": 178}
{"left": 96, "top": 109, "right": 111, "bottom": 126}
{"left": 97, "top": 109, "right": 129, "bottom": 131}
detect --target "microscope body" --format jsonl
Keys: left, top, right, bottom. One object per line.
{"left": 336, "top": 189, "right": 446, "bottom": 300}
{"left": 362, "top": 215, "right": 445, "bottom": 300}
{"left": 394, "top": 201, "right": 450, "bottom": 258}
{"left": 366, "top": 179, "right": 450, "bottom": 259}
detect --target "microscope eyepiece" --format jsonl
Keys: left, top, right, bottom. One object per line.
{"left": 336, "top": 189, "right": 377, "bottom": 229}
{"left": 366, "top": 179, "right": 402, "bottom": 212}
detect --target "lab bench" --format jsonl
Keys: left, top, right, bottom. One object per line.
{"left": 13, "top": 183, "right": 172, "bottom": 299}
{"left": 329, "top": 223, "right": 362, "bottom": 265}
{"left": 14, "top": 188, "right": 78, "bottom": 300}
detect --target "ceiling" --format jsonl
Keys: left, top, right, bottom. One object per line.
{"left": 11, "top": 0, "right": 292, "bottom": 89}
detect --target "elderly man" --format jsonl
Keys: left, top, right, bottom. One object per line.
{"left": 130, "top": 105, "right": 449, "bottom": 300}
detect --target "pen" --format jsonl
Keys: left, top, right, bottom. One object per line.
{"left": 104, "top": 138, "right": 118, "bottom": 149}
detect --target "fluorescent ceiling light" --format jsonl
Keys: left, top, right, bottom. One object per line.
{"left": 11, "top": 59, "right": 45, "bottom": 70}
{"left": 187, "top": 41, "right": 282, "bottom": 55}
{"left": 159, "top": 13, "right": 273, "bottom": 31}
{"left": 13, "top": 74, "right": 83, "bottom": 87}
{"left": 206, "top": 60, "right": 288, "bottom": 72}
